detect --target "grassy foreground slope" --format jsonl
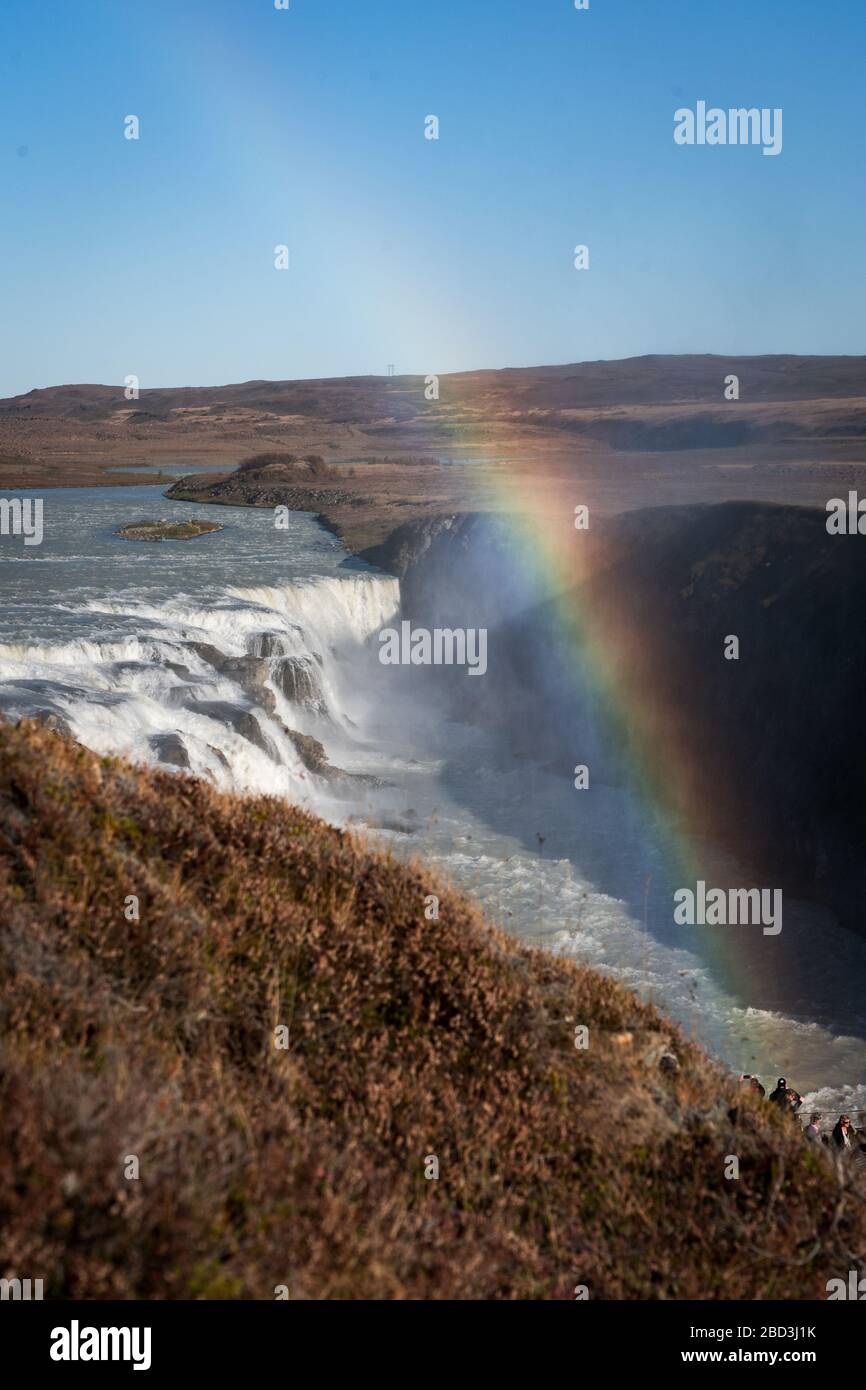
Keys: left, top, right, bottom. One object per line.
{"left": 0, "top": 720, "right": 863, "bottom": 1300}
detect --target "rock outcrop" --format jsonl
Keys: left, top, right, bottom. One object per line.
{"left": 390, "top": 500, "right": 866, "bottom": 938}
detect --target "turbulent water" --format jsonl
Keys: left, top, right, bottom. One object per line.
{"left": 0, "top": 485, "right": 400, "bottom": 811}
{"left": 3, "top": 484, "right": 866, "bottom": 1123}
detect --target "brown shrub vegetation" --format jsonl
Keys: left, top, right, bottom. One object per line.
{"left": 234, "top": 452, "right": 334, "bottom": 479}
{"left": 0, "top": 719, "right": 864, "bottom": 1299}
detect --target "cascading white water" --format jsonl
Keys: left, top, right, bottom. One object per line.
{"left": 0, "top": 569, "right": 399, "bottom": 802}
{"left": 228, "top": 573, "right": 401, "bottom": 644}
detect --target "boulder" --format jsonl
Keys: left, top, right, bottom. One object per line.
{"left": 149, "top": 731, "right": 190, "bottom": 768}
{"left": 220, "top": 656, "right": 277, "bottom": 712}
{"left": 272, "top": 656, "right": 325, "bottom": 710}
{"left": 284, "top": 728, "right": 332, "bottom": 775}
{"left": 187, "top": 641, "right": 231, "bottom": 672}
{"left": 187, "top": 700, "right": 277, "bottom": 758}
{"left": 247, "top": 631, "right": 292, "bottom": 659}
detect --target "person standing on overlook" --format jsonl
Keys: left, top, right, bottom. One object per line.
{"left": 832, "top": 1115, "right": 852, "bottom": 1150}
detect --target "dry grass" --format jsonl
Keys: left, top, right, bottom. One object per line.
{"left": 0, "top": 719, "right": 864, "bottom": 1300}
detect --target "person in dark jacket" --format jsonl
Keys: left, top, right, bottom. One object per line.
{"left": 769, "top": 1077, "right": 789, "bottom": 1108}
{"left": 832, "top": 1114, "right": 853, "bottom": 1150}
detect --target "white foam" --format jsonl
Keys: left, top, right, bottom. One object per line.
{"left": 0, "top": 572, "right": 399, "bottom": 808}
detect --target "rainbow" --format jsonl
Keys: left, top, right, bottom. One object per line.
{"left": 420, "top": 424, "right": 783, "bottom": 1046}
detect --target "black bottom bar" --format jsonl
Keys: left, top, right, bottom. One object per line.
{"left": 2, "top": 1298, "right": 860, "bottom": 1376}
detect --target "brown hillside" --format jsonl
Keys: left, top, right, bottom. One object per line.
{"left": 0, "top": 719, "right": 863, "bottom": 1300}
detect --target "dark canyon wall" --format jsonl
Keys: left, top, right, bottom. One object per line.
{"left": 365, "top": 502, "right": 866, "bottom": 937}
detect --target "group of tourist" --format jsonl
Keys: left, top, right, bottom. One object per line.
{"left": 739, "top": 1074, "right": 866, "bottom": 1162}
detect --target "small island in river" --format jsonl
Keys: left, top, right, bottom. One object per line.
{"left": 117, "top": 518, "right": 224, "bottom": 542}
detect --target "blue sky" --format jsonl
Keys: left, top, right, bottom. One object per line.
{"left": 0, "top": 0, "right": 863, "bottom": 396}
